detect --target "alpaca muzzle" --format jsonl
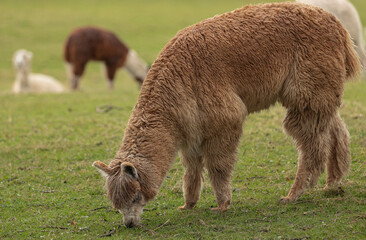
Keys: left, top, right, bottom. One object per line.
{"left": 123, "top": 215, "right": 141, "bottom": 228}
{"left": 120, "top": 207, "right": 143, "bottom": 228}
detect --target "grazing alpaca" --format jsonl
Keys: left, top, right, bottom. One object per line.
{"left": 64, "top": 26, "right": 149, "bottom": 90}
{"left": 297, "top": 0, "right": 366, "bottom": 69}
{"left": 93, "top": 2, "right": 360, "bottom": 227}
{"left": 12, "top": 49, "right": 65, "bottom": 94}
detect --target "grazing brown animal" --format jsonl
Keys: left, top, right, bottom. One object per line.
{"left": 64, "top": 27, "right": 149, "bottom": 90}
{"left": 93, "top": 2, "right": 360, "bottom": 227}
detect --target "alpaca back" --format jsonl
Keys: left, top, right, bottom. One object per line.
{"left": 142, "top": 2, "right": 360, "bottom": 116}
{"left": 28, "top": 73, "right": 65, "bottom": 93}
{"left": 13, "top": 73, "right": 65, "bottom": 94}
{"left": 64, "top": 27, "right": 129, "bottom": 66}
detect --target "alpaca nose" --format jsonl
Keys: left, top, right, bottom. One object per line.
{"left": 124, "top": 220, "right": 135, "bottom": 228}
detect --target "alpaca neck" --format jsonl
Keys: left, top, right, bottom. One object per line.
{"left": 124, "top": 49, "right": 149, "bottom": 83}
{"left": 16, "top": 68, "right": 30, "bottom": 89}
{"left": 116, "top": 111, "right": 179, "bottom": 200}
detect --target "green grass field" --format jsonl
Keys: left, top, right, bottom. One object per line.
{"left": 0, "top": 0, "right": 365, "bottom": 239}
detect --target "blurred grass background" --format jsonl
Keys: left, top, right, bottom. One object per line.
{"left": 0, "top": 0, "right": 365, "bottom": 239}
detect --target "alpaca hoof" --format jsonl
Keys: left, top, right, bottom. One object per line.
{"left": 324, "top": 183, "right": 342, "bottom": 191}
{"left": 280, "top": 197, "right": 292, "bottom": 204}
{"left": 324, "top": 186, "right": 345, "bottom": 196}
{"left": 178, "top": 205, "right": 191, "bottom": 210}
{"left": 210, "top": 207, "right": 228, "bottom": 212}
{"left": 178, "top": 203, "right": 195, "bottom": 210}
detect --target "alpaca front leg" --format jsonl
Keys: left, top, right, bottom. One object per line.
{"left": 105, "top": 63, "right": 117, "bottom": 90}
{"left": 108, "top": 80, "right": 114, "bottom": 90}
{"left": 203, "top": 124, "right": 243, "bottom": 211}
{"left": 70, "top": 62, "right": 86, "bottom": 90}
{"left": 178, "top": 153, "right": 204, "bottom": 210}
{"left": 201, "top": 93, "right": 245, "bottom": 211}
{"left": 205, "top": 150, "right": 237, "bottom": 212}
{"left": 71, "top": 75, "right": 80, "bottom": 90}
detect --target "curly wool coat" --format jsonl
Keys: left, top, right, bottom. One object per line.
{"left": 94, "top": 2, "right": 360, "bottom": 227}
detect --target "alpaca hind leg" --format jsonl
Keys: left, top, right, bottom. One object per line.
{"left": 178, "top": 150, "right": 204, "bottom": 210}
{"left": 326, "top": 113, "right": 350, "bottom": 188}
{"left": 281, "top": 108, "right": 332, "bottom": 203}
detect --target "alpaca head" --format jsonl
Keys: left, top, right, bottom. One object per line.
{"left": 124, "top": 49, "right": 149, "bottom": 84}
{"left": 93, "top": 161, "right": 146, "bottom": 228}
{"left": 13, "top": 49, "right": 32, "bottom": 72}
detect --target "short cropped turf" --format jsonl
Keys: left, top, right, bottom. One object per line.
{"left": 0, "top": 0, "right": 365, "bottom": 239}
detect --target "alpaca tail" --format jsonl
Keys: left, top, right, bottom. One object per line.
{"left": 344, "top": 32, "right": 362, "bottom": 80}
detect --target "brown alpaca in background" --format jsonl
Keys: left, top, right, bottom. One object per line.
{"left": 93, "top": 2, "right": 360, "bottom": 227}
{"left": 64, "top": 26, "right": 149, "bottom": 90}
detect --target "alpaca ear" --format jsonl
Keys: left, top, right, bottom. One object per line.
{"left": 93, "top": 161, "right": 113, "bottom": 178}
{"left": 121, "top": 162, "right": 138, "bottom": 179}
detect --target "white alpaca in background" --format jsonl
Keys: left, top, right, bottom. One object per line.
{"left": 12, "top": 49, "right": 65, "bottom": 94}
{"left": 296, "top": 0, "right": 366, "bottom": 70}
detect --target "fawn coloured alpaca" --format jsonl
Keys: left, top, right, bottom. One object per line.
{"left": 93, "top": 2, "right": 360, "bottom": 227}
{"left": 64, "top": 26, "right": 149, "bottom": 90}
